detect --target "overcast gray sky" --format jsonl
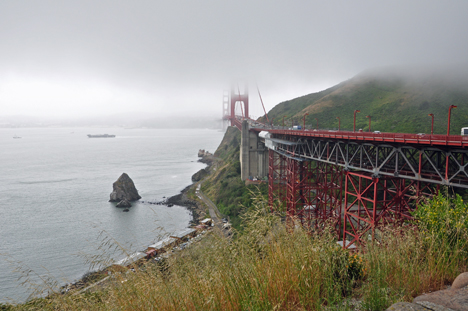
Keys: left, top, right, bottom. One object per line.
{"left": 1, "top": 1, "right": 468, "bottom": 119}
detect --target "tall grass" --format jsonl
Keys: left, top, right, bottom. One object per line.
{"left": 4, "top": 192, "right": 468, "bottom": 310}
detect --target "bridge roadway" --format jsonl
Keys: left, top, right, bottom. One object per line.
{"left": 232, "top": 116, "right": 468, "bottom": 148}
{"left": 251, "top": 125, "right": 468, "bottom": 148}
{"left": 232, "top": 116, "right": 468, "bottom": 189}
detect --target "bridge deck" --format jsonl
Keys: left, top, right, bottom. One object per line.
{"left": 251, "top": 127, "right": 468, "bottom": 149}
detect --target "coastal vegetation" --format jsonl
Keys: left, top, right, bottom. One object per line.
{"left": 3, "top": 191, "right": 468, "bottom": 310}
{"left": 200, "top": 126, "right": 267, "bottom": 230}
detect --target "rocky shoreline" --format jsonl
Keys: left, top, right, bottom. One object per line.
{"left": 157, "top": 152, "right": 216, "bottom": 225}
{"left": 57, "top": 152, "right": 215, "bottom": 296}
{"left": 166, "top": 184, "right": 205, "bottom": 226}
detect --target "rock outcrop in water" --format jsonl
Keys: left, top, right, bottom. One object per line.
{"left": 198, "top": 149, "right": 214, "bottom": 165}
{"left": 109, "top": 173, "right": 141, "bottom": 203}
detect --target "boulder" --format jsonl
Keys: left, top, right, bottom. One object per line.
{"left": 452, "top": 272, "right": 468, "bottom": 290}
{"left": 116, "top": 199, "right": 132, "bottom": 208}
{"left": 387, "top": 272, "right": 468, "bottom": 311}
{"left": 413, "top": 287, "right": 468, "bottom": 310}
{"left": 386, "top": 302, "right": 431, "bottom": 310}
{"left": 109, "top": 173, "right": 141, "bottom": 202}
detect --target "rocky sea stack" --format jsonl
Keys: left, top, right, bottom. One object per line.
{"left": 109, "top": 173, "right": 141, "bottom": 206}
{"left": 198, "top": 149, "right": 214, "bottom": 165}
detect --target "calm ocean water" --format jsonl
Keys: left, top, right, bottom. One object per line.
{"left": 0, "top": 127, "right": 224, "bottom": 303}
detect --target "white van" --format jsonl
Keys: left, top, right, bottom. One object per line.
{"left": 461, "top": 127, "right": 468, "bottom": 136}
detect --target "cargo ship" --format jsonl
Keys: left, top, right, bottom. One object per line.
{"left": 87, "top": 134, "right": 116, "bottom": 138}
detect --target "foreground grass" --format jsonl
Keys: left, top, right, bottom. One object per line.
{"left": 3, "top": 193, "right": 468, "bottom": 310}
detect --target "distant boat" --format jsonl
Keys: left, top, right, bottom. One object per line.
{"left": 87, "top": 134, "right": 116, "bottom": 138}
{"left": 13, "top": 135, "right": 21, "bottom": 139}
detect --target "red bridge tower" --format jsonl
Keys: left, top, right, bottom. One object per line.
{"left": 230, "top": 86, "right": 249, "bottom": 126}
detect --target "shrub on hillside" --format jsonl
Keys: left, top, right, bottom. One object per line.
{"left": 413, "top": 192, "right": 468, "bottom": 248}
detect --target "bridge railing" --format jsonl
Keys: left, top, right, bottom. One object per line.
{"left": 250, "top": 127, "right": 468, "bottom": 148}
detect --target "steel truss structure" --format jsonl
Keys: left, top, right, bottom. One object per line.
{"left": 272, "top": 135, "right": 468, "bottom": 189}
{"left": 267, "top": 134, "right": 464, "bottom": 248}
{"left": 268, "top": 148, "right": 343, "bottom": 233}
{"left": 342, "top": 171, "right": 438, "bottom": 248}
{"left": 268, "top": 149, "right": 287, "bottom": 212}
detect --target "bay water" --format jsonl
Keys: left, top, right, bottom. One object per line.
{"left": 0, "top": 127, "right": 224, "bottom": 303}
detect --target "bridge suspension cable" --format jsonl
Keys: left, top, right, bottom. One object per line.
{"left": 237, "top": 84, "right": 245, "bottom": 119}
{"left": 256, "top": 84, "right": 271, "bottom": 126}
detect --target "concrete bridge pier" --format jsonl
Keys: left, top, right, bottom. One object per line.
{"left": 240, "top": 120, "right": 269, "bottom": 181}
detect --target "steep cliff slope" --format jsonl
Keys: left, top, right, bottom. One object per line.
{"left": 201, "top": 126, "right": 267, "bottom": 229}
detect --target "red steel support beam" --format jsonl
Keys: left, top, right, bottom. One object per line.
{"left": 268, "top": 149, "right": 287, "bottom": 213}
{"left": 342, "top": 171, "right": 439, "bottom": 249}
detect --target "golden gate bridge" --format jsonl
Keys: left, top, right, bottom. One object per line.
{"left": 223, "top": 87, "right": 468, "bottom": 248}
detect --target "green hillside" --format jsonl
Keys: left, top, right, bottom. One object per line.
{"left": 263, "top": 66, "right": 468, "bottom": 135}
{"left": 200, "top": 126, "right": 267, "bottom": 229}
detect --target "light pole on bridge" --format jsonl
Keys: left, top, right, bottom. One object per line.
{"left": 303, "top": 113, "right": 309, "bottom": 130}
{"left": 353, "top": 110, "right": 361, "bottom": 132}
{"left": 283, "top": 115, "right": 287, "bottom": 127}
{"left": 447, "top": 105, "right": 457, "bottom": 136}
{"left": 336, "top": 117, "right": 340, "bottom": 131}
{"left": 428, "top": 113, "right": 434, "bottom": 135}
{"left": 315, "top": 118, "right": 318, "bottom": 130}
